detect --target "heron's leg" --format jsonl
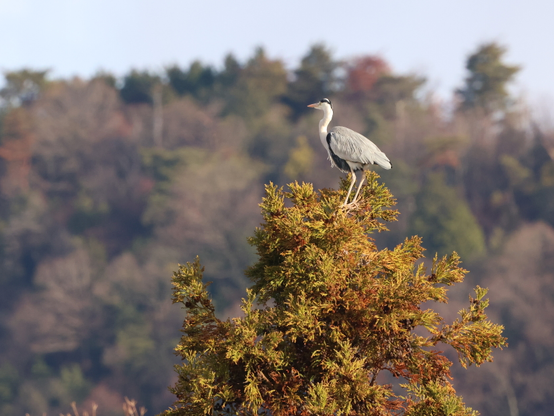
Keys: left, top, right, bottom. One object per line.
{"left": 343, "top": 170, "right": 356, "bottom": 205}
{"left": 351, "top": 175, "right": 366, "bottom": 203}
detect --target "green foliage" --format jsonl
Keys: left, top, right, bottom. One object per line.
{"left": 218, "top": 54, "right": 242, "bottom": 90}
{"left": 284, "top": 44, "right": 341, "bottom": 117}
{"left": 0, "top": 361, "right": 92, "bottom": 416}
{"left": 362, "top": 103, "right": 392, "bottom": 146}
{"left": 223, "top": 47, "right": 288, "bottom": 121}
{"left": 505, "top": 135, "right": 554, "bottom": 228}
{"left": 141, "top": 146, "right": 204, "bottom": 201}
{"left": 164, "top": 173, "right": 505, "bottom": 416}
{"left": 457, "top": 42, "right": 520, "bottom": 113}
{"left": 245, "top": 104, "right": 295, "bottom": 177}
{"left": 112, "top": 322, "right": 156, "bottom": 374}
{"left": 284, "top": 135, "right": 315, "bottom": 181}
{"left": 67, "top": 189, "right": 110, "bottom": 234}
{"left": 410, "top": 173, "right": 486, "bottom": 260}
{"left": 120, "top": 69, "right": 161, "bottom": 104}
{"left": 166, "top": 61, "right": 216, "bottom": 101}
{"left": 500, "top": 154, "right": 531, "bottom": 187}
{"left": 59, "top": 364, "right": 91, "bottom": 403}
{"left": 0, "top": 363, "right": 19, "bottom": 405}
{"left": 92, "top": 70, "right": 117, "bottom": 88}
{"left": 0, "top": 68, "right": 50, "bottom": 106}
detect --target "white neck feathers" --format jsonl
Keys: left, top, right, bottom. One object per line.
{"left": 318, "top": 105, "right": 333, "bottom": 144}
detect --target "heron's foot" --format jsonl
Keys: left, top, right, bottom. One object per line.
{"left": 342, "top": 200, "right": 360, "bottom": 211}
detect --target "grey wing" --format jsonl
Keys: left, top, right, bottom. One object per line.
{"left": 328, "top": 126, "right": 392, "bottom": 170}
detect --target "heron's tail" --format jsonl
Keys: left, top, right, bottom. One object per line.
{"left": 374, "top": 152, "right": 392, "bottom": 170}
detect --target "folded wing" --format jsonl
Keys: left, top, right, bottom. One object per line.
{"left": 327, "top": 126, "right": 392, "bottom": 170}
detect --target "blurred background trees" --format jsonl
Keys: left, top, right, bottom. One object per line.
{"left": 0, "top": 41, "right": 552, "bottom": 416}
{"left": 457, "top": 42, "right": 521, "bottom": 114}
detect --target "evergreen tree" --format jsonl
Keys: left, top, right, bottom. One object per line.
{"left": 1, "top": 68, "right": 50, "bottom": 106}
{"left": 164, "top": 172, "right": 504, "bottom": 416}
{"left": 119, "top": 70, "right": 161, "bottom": 104}
{"left": 223, "top": 47, "right": 287, "bottom": 121}
{"left": 218, "top": 54, "right": 242, "bottom": 90}
{"left": 409, "top": 173, "right": 486, "bottom": 261}
{"left": 166, "top": 61, "right": 216, "bottom": 101}
{"left": 283, "top": 44, "right": 341, "bottom": 118}
{"left": 456, "top": 42, "right": 520, "bottom": 113}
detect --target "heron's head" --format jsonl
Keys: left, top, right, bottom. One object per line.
{"left": 308, "top": 98, "right": 333, "bottom": 111}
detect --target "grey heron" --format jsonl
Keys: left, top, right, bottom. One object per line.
{"left": 308, "top": 98, "right": 392, "bottom": 206}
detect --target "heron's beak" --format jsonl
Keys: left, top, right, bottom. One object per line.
{"left": 307, "top": 103, "right": 318, "bottom": 108}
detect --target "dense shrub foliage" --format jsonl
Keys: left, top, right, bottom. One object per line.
{"left": 165, "top": 174, "right": 505, "bottom": 415}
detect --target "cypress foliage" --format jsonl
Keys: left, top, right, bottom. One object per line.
{"left": 163, "top": 172, "right": 505, "bottom": 416}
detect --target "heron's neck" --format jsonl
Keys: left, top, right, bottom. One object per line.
{"left": 318, "top": 107, "right": 333, "bottom": 143}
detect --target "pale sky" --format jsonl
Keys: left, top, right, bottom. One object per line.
{"left": 1, "top": 0, "right": 554, "bottom": 103}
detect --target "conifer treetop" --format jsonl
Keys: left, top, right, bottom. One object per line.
{"left": 164, "top": 172, "right": 506, "bottom": 416}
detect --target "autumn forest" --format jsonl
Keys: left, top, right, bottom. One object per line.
{"left": 0, "top": 43, "right": 553, "bottom": 416}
